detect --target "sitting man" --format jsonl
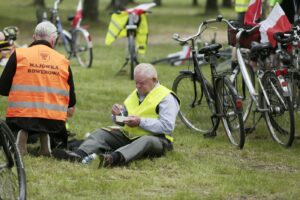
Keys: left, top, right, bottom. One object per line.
{"left": 53, "top": 63, "right": 180, "bottom": 167}
{"left": 0, "top": 21, "right": 76, "bottom": 156}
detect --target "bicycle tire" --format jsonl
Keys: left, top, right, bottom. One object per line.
{"left": 73, "top": 28, "right": 93, "bottom": 68}
{"left": 289, "top": 72, "right": 300, "bottom": 135}
{"left": 172, "top": 73, "right": 219, "bottom": 134}
{"left": 216, "top": 77, "right": 245, "bottom": 149}
{"left": 0, "top": 120, "right": 26, "bottom": 200}
{"left": 233, "top": 62, "right": 254, "bottom": 123}
{"left": 128, "top": 34, "right": 138, "bottom": 80}
{"left": 261, "top": 72, "right": 295, "bottom": 147}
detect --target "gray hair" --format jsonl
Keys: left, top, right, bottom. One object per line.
{"left": 134, "top": 63, "right": 158, "bottom": 79}
{"left": 34, "top": 21, "right": 57, "bottom": 41}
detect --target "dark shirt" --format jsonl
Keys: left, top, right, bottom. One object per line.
{"left": 0, "top": 40, "right": 76, "bottom": 135}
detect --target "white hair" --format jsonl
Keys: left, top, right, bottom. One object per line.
{"left": 34, "top": 21, "right": 57, "bottom": 41}
{"left": 134, "top": 63, "right": 158, "bottom": 79}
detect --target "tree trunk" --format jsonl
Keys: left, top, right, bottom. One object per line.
{"left": 83, "top": 0, "right": 99, "bottom": 21}
{"left": 205, "top": 0, "right": 218, "bottom": 14}
{"left": 107, "top": 0, "right": 130, "bottom": 10}
{"left": 192, "top": 0, "right": 198, "bottom": 6}
{"left": 222, "top": 0, "right": 232, "bottom": 8}
{"left": 33, "top": 0, "right": 45, "bottom": 7}
{"left": 153, "top": 0, "right": 162, "bottom": 6}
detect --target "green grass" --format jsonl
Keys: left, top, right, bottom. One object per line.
{"left": 1, "top": 0, "right": 300, "bottom": 199}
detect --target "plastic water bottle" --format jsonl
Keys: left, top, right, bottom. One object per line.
{"left": 82, "top": 153, "right": 97, "bottom": 164}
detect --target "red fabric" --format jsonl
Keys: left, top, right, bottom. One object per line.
{"left": 266, "top": 15, "right": 292, "bottom": 47}
{"left": 244, "top": 0, "right": 262, "bottom": 26}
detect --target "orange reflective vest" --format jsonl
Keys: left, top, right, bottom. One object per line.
{"left": 6, "top": 45, "right": 70, "bottom": 121}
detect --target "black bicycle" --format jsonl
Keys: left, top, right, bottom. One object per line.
{"left": 172, "top": 15, "right": 245, "bottom": 149}
{"left": 116, "top": 3, "right": 156, "bottom": 80}
{"left": 0, "top": 119, "right": 26, "bottom": 199}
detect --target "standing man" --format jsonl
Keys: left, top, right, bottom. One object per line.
{"left": 0, "top": 21, "right": 76, "bottom": 156}
{"left": 53, "top": 63, "right": 180, "bottom": 167}
{"left": 235, "top": 0, "right": 250, "bottom": 24}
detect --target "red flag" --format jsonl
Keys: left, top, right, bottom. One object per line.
{"left": 244, "top": 0, "right": 262, "bottom": 26}
{"left": 72, "top": 0, "right": 83, "bottom": 28}
{"left": 259, "top": 3, "right": 291, "bottom": 47}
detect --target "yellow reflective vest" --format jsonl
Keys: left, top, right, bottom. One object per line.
{"left": 122, "top": 85, "right": 179, "bottom": 142}
{"left": 235, "top": 0, "right": 250, "bottom": 13}
{"left": 105, "top": 12, "right": 149, "bottom": 55}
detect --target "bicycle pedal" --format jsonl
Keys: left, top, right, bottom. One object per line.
{"left": 204, "top": 132, "right": 217, "bottom": 138}
{"left": 245, "top": 127, "right": 255, "bottom": 134}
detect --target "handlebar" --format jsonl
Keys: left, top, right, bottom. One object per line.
{"left": 273, "top": 32, "right": 294, "bottom": 44}
{"left": 173, "top": 15, "right": 260, "bottom": 44}
{"left": 54, "top": 0, "right": 62, "bottom": 10}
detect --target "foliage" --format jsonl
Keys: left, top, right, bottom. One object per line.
{"left": 1, "top": 0, "right": 300, "bottom": 199}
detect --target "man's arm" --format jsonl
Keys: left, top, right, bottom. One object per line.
{"left": 0, "top": 52, "right": 16, "bottom": 96}
{"left": 138, "top": 94, "right": 179, "bottom": 135}
{"left": 67, "top": 66, "right": 76, "bottom": 107}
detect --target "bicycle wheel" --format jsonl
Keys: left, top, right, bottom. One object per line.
{"left": 172, "top": 73, "right": 219, "bottom": 134}
{"left": 216, "top": 77, "right": 245, "bottom": 149}
{"left": 73, "top": 28, "right": 93, "bottom": 68}
{"left": 0, "top": 120, "right": 26, "bottom": 200}
{"left": 261, "top": 72, "right": 295, "bottom": 147}
{"left": 128, "top": 34, "right": 138, "bottom": 80}
{"left": 290, "top": 73, "right": 300, "bottom": 135}
{"left": 233, "top": 62, "right": 254, "bottom": 123}
{"left": 55, "top": 29, "right": 72, "bottom": 59}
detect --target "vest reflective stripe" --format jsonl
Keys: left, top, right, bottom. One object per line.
{"left": 136, "top": 14, "right": 148, "bottom": 55}
{"left": 235, "top": 0, "right": 250, "bottom": 12}
{"left": 122, "top": 85, "right": 176, "bottom": 142}
{"left": 105, "top": 12, "right": 128, "bottom": 45}
{"left": 105, "top": 12, "right": 149, "bottom": 55}
{"left": 11, "top": 85, "right": 69, "bottom": 96}
{"left": 8, "top": 102, "right": 68, "bottom": 112}
{"left": 7, "top": 45, "right": 70, "bottom": 121}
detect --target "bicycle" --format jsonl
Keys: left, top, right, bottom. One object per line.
{"left": 0, "top": 26, "right": 20, "bottom": 66}
{"left": 172, "top": 15, "right": 245, "bottom": 149}
{"left": 272, "top": 24, "right": 300, "bottom": 135}
{"left": 151, "top": 33, "right": 232, "bottom": 67}
{"left": 226, "top": 19, "right": 295, "bottom": 147}
{"left": 42, "top": 0, "right": 93, "bottom": 68}
{"left": 0, "top": 119, "right": 26, "bottom": 200}
{"left": 109, "top": 3, "right": 156, "bottom": 80}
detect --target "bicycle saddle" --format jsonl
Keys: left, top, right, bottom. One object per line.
{"left": 2, "top": 26, "right": 19, "bottom": 41}
{"left": 198, "top": 43, "right": 222, "bottom": 55}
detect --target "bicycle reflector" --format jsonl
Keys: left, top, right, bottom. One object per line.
{"left": 235, "top": 99, "right": 243, "bottom": 109}
{"left": 275, "top": 68, "right": 288, "bottom": 76}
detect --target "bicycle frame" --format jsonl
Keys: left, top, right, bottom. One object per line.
{"left": 46, "top": 0, "right": 93, "bottom": 68}
{"left": 229, "top": 23, "right": 291, "bottom": 111}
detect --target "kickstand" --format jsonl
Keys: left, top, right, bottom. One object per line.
{"left": 117, "top": 58, "right": 129, "bottom": 75}
{"left": 244, "top": 111, "right": 263, "bottom": 134}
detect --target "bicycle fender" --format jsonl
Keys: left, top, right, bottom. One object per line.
{"left": 75, "top": 27, "right": 93, "bottom": 48}
{"left": 179, "top": 70, "right": 193, "bottom": 75}
{"left": 277, "top": 75, "right": 291, "bottom": 97}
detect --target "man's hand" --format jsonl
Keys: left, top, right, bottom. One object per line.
{"left": 67, "top": 107, "right": 75, "bottom": 117}
{"left": 124, "top": 115, "right": 140, "bottom": 127}
{"left": 112, "top": 104, "right": 124, "bottom": 115}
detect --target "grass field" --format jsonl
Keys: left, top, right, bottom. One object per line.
{"left": 1, "top": 0, "right": 300, "bottom": 199}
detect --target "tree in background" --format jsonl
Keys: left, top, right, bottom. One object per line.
{"left": 205, "top": 0, "right": 219, "bottom": 14}
{"left": 222, "top": 0, "right": 233, "bottom": 8}
{"left": 83, "top": 0, "right": 99, "bottom": 21}
{"left": 34, "top": 0, "right": 45, "bottom": 7}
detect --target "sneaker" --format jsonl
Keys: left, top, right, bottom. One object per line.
{"left": 16, "top": 130, "right": 28, "bottom": 155}
{"left": 52, "top": 149, "right": 82, "bottom": 162}
{"left": 98, "top": 154, "right": 114, "bottom": 168}
{"left": 38, "top": 134, "right": 51, "bottom": 157}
